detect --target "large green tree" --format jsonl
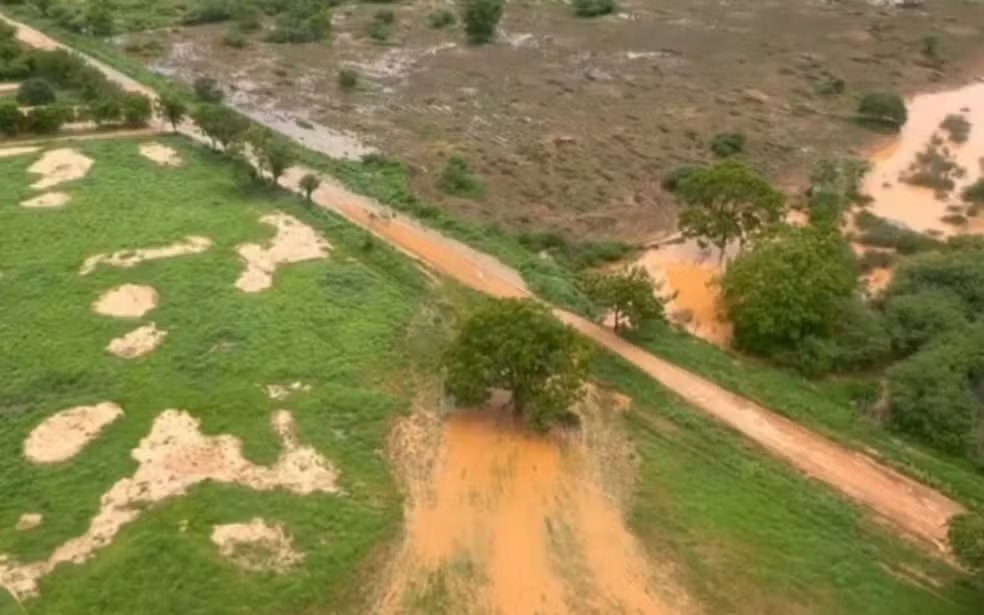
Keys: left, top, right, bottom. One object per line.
{"left": 720, "top": 225, "right": 857, "bottom": 357}
{"left": 156, "top": 90, "right": 188, "bottom": 131}
{"left": 443, "top": 299, "right": 588, "bottom": 430}
{"left": 584, "top": 266, "right": 665, "bottom": 332}
{"left": 192, "top": 103, "right": 246, "bottom": 150}
{"left": 677, "top": 160, "right": 784, "bottom": 258}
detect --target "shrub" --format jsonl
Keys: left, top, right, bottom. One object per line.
{"left": 182, "top": 0, "right": 233, "bottom": 25}
{"left": 193, "top": 75, "right": 224, "bottom": 102}
{"left": 90, "top": 95, "right": 122, "bottom": 125}
{"left": 572, "top": 0, "right": 617, "bottom": 17}
{"left": 900, "top": 142, "right": 964, "bottom": 195}
{"left": 922, "top": 35, "right": 942, "bottom": 61}
{"left": 462, "top": 0, "right": 504, "bottom": 45}
{"left": 367, "top": 10, "right": 395, "bottom": 41}
{"left": 883, "top": 289, "right": 969, "bottom": 358}
{"left": 858, "top": 91, "right": 908, "bottom": 129}
{"left": 661, "top": 164, "right": 702, "bottom": 192}
{"left": 0, "top": 100, "right": 19, "bottom": 136}
{"left": 337, "top": 68, "right": 359, "bottom": 91}
{"left": 948, "top": 513, "right": 984, "bottom": 572}
{"left": 438, "top": 155, "right": 486, "bottom": 198}
{"left": 121, "top": 92, "right": 152, "bottom": 127}
{"left": 16, "top": 77, "right": 56, "bottom": 106}
{"left": 427, "top": 8, "right": 456, "bottom": 28}
{"left": 26, "top": 103, "right": 69, "bottom": 134}
{"left": 857, "top": 249, "right": 895, "bottom": 272}
{"left": 940, "top": 113, "right": 970, "bottom": 143}
{"left": 85, "top": 0, "right": 114, "bottom": 36}
{"left": 853, "top": 210, "right": 940, "bottom": 254}
{"left": 962, "top": 178, "right": 984, "bottom": 204}
{"left": 710, "top": 132, "right": 746, "bottom": 158}
{"left": 222, "top": 25, "right": 246, "bottom": 48}
{"left": 264, "top": 11, "right": 330, "bottom": 44}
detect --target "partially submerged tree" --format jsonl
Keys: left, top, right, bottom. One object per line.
{"left": 300, "top": 173, "right": 321, "bottom": 201}
{"left": 156, "top": 90, "right": 188, "bottom": 131}
{"left": 677, "top": 160, "right": 785, "bottom": 257}
{"left": 443, "top": 299, "right": 588, "bottom": 430}
{"left": 462, "top": 0, "right": 504, "bottom": 45}
{"left": 584, "top": 266, "right": 665, "bottom": 332}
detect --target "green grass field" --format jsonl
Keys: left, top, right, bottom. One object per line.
{"left": 0, "top": 136, "right": 430, "bottom": 615}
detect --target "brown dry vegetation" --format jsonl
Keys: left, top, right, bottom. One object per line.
{"left": 123, "top": 0, "right": 984, "bottom": 242}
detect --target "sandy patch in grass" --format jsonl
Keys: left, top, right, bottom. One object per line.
{"left": 0, "top": 409, "right": 339, "bottom": 599}
{"left": 28, "top": 148, "right": 93, "bottom": 190}
{"left": 106, "top": 323, "right": 167, "bottom": 359}
{"left": 235, "top": 213, "right": 331, "bottom": 293}
{"left": 211, "top": 519, "right": 304, "bottom": 573}
{"left": 0, "top": 146, "right": 40, "bottom": 159}
{"left": 23, "top": 402, "right": 124, "bottom": 465}
{"left": 15, "top": 515, "right": 42, "bottom": 532}
{"left": 20, "top": 191, "right": 71, "bottom": 209}
{"left": 139, "top": 142, "right": 182, "bottom": 167}
{"left": 265, "top": 382, "right": 312, "bottom": 401}
{"left": 80, "top": 235, "right": 212, "bottom": 275}
{"left": 92, "top": 284, "right": 158, "bottom": 319}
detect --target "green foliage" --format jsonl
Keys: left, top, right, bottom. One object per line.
{"left": 121, "top": 92, "right": 152, "bottom": 127}
{"left": 853, "top": 210, "right": 941, "bottom": 254}
{"left": 156, "top": 89, "right": 187, "bottom": 130}
{"left": 85, "top": 0, "right": 114, "bottom": 36}
{"left": 462, "top": 0, "right": 504, "bottom": 44}
{"left": 193, "top": 75, "right": 224, "bottom": 102}
{"left": 337, "top": 67, "right": 359, "bottom": 90}
{"left": 443, "top": 299, "right": 588, "bottom": 430}
{"left": 182, "top": 0, "right": 235, "bottom": 25}
{"left": 264, "top": 4, "right": 330, "bottom": 44}
{"left": 949, "top": 513, "right": 984, "bottom": 573}
{"left": 661, "top": 164, "right": 703, "bottom": 193}
{"left": 300, "top": 172, "right": 321, "bottom": 199}
{"left": 883, "top": 289, "right": 969, "bottom": 358}
{"left": 922, "top": 34, "right": 942, "bottom": 61}
{"left": 941, "top": 113, "right": 971, "bottom": 143}
{"left": 857, "top": 249, "right": 895, "bottom": 272}
{"left": 437, "top": 155, "right": 486, "bottom": 199}
{"left": 366, "top": 9, "right": 395, "bottom": 41}
{"left": 222, "top": 24, "right": 246, "bottom": 47}
{"left": 515, "top": 230, "right": 631, "bottom": 270}
{"left": 0, "top": 99, "right": 19, "bottom": 136}
{"left": 709, "top": 131, "right": 746, "bottom": 158}
{"left": 90, "top": 94, "right": 121, "bottom": 125}
{"left": 572, "top": 0, "right": 617, "bottom": 18}
{"left": 721, "top": 225, "right": 858, "bottom": 362}
{"left": 583, "top": 266, "right": 665, "bottom": 332}
{"left": 858, "top": 91, "right": 908, "bottom": 129}
{"left": 16, "top": 76, "right": 56, "bottom": 105}
{"left": 962, "top": 178, "right": 984, "bottom": 204}
{"left": 24, "top": 102, "right": 70, "bottom": 133}
{"left": 427, "top": 8, "right": 456, "bottom": 28}
{"left": 677, "top": 159, "right": 784, "bottom": 254}
{"left": 191, "top": 103, "right": 247, "bottom": 150}
{"left": 247, "top": 126, "right": 294, "bottom": 182}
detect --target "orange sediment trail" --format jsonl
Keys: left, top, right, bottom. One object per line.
{"left": 0, "top": 11, "right": 963, "bottom": 556}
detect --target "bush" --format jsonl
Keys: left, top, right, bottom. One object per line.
{"left": 264, "top": 11, "right": 330, "bottom": 44}
{"left": 367, "top": 10, "right": 395, "bottom": 41}
{"left": 437, "top": 155, "right": 486, "bottom": 198}
{"left": 661, "top": 164, "right": 703, "bottom": 192}
{"left": 900, "top": 142, "right": 963, "bottom": 196}
{"left": 572, "top": 0, "right": 617, "bottom": 17}
{"left": 940, "top": 113, "right": 971, "bottom": 143}
{"left": 90, "top": 95, "right": 122, "bottom": 125}
{"left": 462, "top": 0, "right": 504, "bottom": 44}
{"left": 182, "top": 0, "right": 233, "bottom": 25}
{"left": 962, "top": 178, "right": 984, "bottom": 204}
{"left": 710, "top": 132, "right": 746, "bottom": 158}
{"left": 883, "top": 289, "right": 969, "bottom": 358}
{"left": 222, "top": 25, "right": 246, "bottom": 47}
{"left": 427, "top": 8, "right": 456, "bottom": 28}
{"left": 337, "top": 68, "right": 359, "bottom": 91}
{"left": 858, "top": 91, "right": 908, "bottom": 129}
{"left": 26, "top": 103, "right": 69, "bottom": 134}
{"left": 949, "top": 513, "right": 984, "bottom": 572}
{"left": 121, "top": 92, "right": 152, "bottom": 127}
{"left": 85, "top": 0, "right": 114, "bottom": 36}
{"left": 857, "top": 249, "right": 895, "bottom": 272}
{"left": 0, "top": 100, "right": 19, "bottom": 136}
{"left": 853, "top": 210, "right": 940, "bottom": 254}
{"left": 16, "top": 77, "right": 56, "bottom": 106}
{"left": 193, "top": 76, "right": 224, "bottom": 102}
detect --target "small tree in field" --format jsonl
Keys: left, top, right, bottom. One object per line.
{"left": 17, "top": 78, "right": 56, "bottom": 106}
{"left": 584, "top": 266, "right": 665, "bottom": 332}
{"left": 949, "top": 513, "right": 984, "bottom": 573}
{"left": 247, "top": 126, "right": 293, "bottom": 184}
{"left": 192, "top": 103, "right": 246, "bottom": 150}
{"left": 858, "top": 91, "right": 907, "bottom": 129}
{"left": 156, "top": 90, "right": 187, "bottom": 131}
{"left": 300, "top": 173, "right": 321, "bottom": 200}
{"left": 121, "top": 92, "right": 152, "bottom": 127}
{"left": 462, "top": 0, "right": 504, "bottom": 45}
{"left": 677, "top": 160, "right": 784, "bottom": 258}
{"left": 443, "top": 299, "right": 588, "bottom": 430}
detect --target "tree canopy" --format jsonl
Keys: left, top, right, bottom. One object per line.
{"left": 583, "top": 266, "right": 665, "bottom": 332}
{"left": 462, "top": 0, "right": 504, "bottom": 44}
{"left": 858, "top": 91, "right": 908, "bottom": 129}
{"left": 443, "top": 299, "right": 588, "bottom": 430}
{"left": 677, "top": 160, "right": 784, "bottom": 256}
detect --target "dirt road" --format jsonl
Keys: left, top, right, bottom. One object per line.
{"left": 1, "top": 12, "right": 963, "bottom": 555}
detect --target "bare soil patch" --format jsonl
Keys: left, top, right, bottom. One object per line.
{"left": 235, "top": 212, "right": 331, "bottom": 293}
{"left": 139, "top": 142, "right": 182, "bottom": 167}
{"left": 20, "top": 191, "right": 71, "bottom": 209}
{"left": 377, "top": 390, "right": 692, "bottom": 615}
{"left": 15, "top": 514, "right": 42, "bottom": 532}
{"left": 80, "top": 235, "right": 212, "bottom": 275}
{"left": 106, "top": 323, "right": 167, "bottom": 358}
{"left": 91, "top": 284, "right": 159, "bottom": 318}
{"left": 211, "top": 519, "right": 304, "bottom": 573}
{"left": 28, "top": 148, "right": 93, "bottom": 190}
{"left": 0, "top": 409, "right": 339, "bottom": 599}
{"left": 23, "top": 402, "right": 124, "bottom": 464}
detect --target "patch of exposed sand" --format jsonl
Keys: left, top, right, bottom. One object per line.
{"left": 235, "top": 213, "right": 331, "bottom": 293}
{"left": 28, "top": 148, "right": 93, "bottom": 190}
{"left": 106, "top": 323, "right": 167, "bottom": 359}
{"left": 265, "top": 382, "right": 312, "bottom": 401}
{"left": 92, "top": 284, "right": 159, "bottom": 319}
{"left": 377, "top": 390, "right": 692, "bottom": 615}
{"left": 0, "top": 146, "right": 40, "bottom": 159}
{"left": 20, "top": 191, "right": 71, "bottom": 209}
{"left": 211, "top": 519, "right": 304, "bottom": 573}
{"left": 15, "top": 515, "right": 42, "bottom": 532}
{"left": 139, "top": 142, "right": 182, "bottom": 167}
{"left": 0, "top": 409, "right": 339, "bottom": 599}
{"left": 23, "top": 402, "right": 123, "bottom": 464}
{"left": 79, "top": 235, "right": 212, "bottom": 275}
